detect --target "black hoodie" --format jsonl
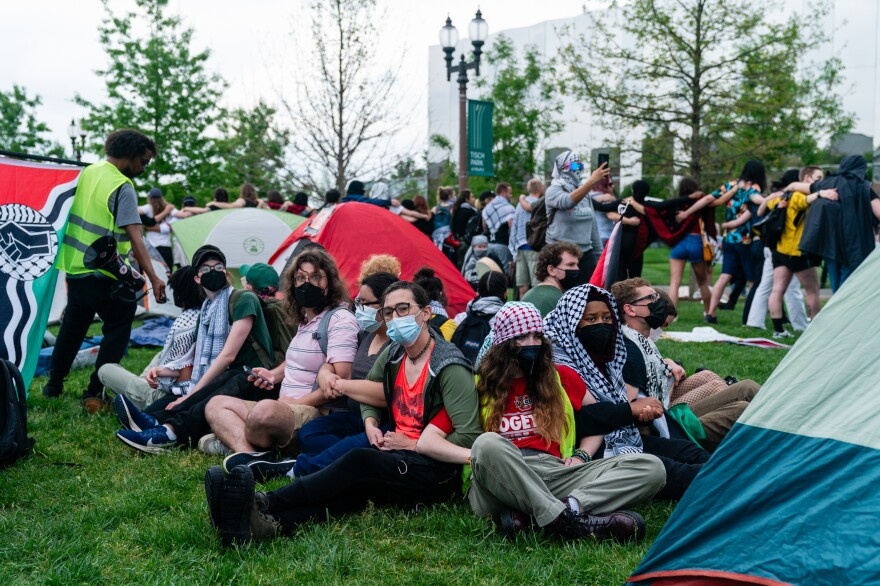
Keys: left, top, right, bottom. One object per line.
{"left": 799, "top": 155, "right": 875, "bottom": 268}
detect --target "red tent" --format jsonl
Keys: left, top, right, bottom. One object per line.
{"left": 268, "top": 202, "right": 474, "bottom": 314}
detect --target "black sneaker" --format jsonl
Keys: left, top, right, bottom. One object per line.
{"left": 223, "top": 451, "right": 295, "bottom": 482}
{"left": 215, "top": 464, "right": 256, "bottom": 547}
{"left": 42, "top": 381, "right": 63, "bottom": 398}
{"left": 704, "top": 314, "right": 718, "bottom": 324}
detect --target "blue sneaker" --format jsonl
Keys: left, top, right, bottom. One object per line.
{"left": 114, "top": 394, "right": 158, "bottom": 432}
{"left": 116, "top": 426, "right": 176, "bottom": 454}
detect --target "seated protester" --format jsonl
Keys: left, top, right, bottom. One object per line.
{"left": 204, "top": 249, "right": 359, "bottom": 460}
{"left": 239, "top": 263, "right": 280, "bottom": 300}
{"left": 521, "top": 241, "right": 582, "bottom": 317}
{"left": 357, "top": 254, "right": 401, "bottom": 284}
{"left": 114, "top": 245, "right": 276, "bottom": 453}
{"left": 204, "top": 281, "right": 481, "bottom": 546}
{"left": 449, "top": 271, "right": 508, "bottom": 366}
{"left": 413, "top": 266, "right": 456, "bottom": 341}
{"left": 285, "top": 272, "right": 399, "bottom": 479}
{"left": 99, "top": 266, "right": 202, "bottom": 409}
{"left": 417, "top": 302, "right": 664, "bottom": 542}
{"left": 612, "top": 278, "right": 759, "bottom": 453}
{"left": 544, "top": 284, "right": 707, "bottom": 501}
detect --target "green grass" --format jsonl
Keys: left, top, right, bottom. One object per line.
{"left": 1, "top": 297, "right": 794, "bottom": 584}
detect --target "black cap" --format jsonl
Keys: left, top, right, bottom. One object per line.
{"left": 192, "top": 244, "right": 226, "bottom": 268}
{"left": 182, "top": 196, "right": 197, "bottom": 206}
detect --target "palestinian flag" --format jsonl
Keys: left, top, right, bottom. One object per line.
{"left": 589, "top": 220, "right": 622, "bottom": 289}
{"left": 0, "top": 156, "right": 81, "bottom": 391}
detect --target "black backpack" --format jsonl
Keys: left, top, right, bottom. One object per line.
{"left": 525, "top": 197, "right": 556, "bottom": 251}
{"left": 451, "top": 310, "right": 493, "bottom": 366}
{"left": 753, "top": 193, "right": 793, "bottom": 251}
{"left": 0, "top": 360, "right": 35, "bottom": 469}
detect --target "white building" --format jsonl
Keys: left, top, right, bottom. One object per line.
{"left": 427, "top": 0, "right": 880, "bottom": 187}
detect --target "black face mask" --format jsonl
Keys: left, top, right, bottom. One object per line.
{"left": 576, "top": 323, "right": 616, "bottom": 354}
{"left": 295, "top": 282, "right": 326, "bottom": 308}
{"left": 515, "top": 344, "right": 542, "bottom": 376}
{"left": 200, "top": 271, "right": 227, "bottom": 293}
{"left": 644, "top": 298, "right": 668, "bottom": 330}
{"left": 558, "top": 269, "right": 580, "bottom": 291}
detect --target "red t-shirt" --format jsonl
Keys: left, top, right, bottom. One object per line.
{"left": 391, "top": 350, "right": 433, "bottom": 440}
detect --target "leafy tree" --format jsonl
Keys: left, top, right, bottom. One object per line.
{"left": 75, "top": 0, "right": 225, "bottom": 190}
{"left": 282, "top": 0, "right": 405, "bottom": 193}
{"left": 0, "top": 86, "right": 64, "bottom": 157}
{"left": 561, "top": 0, "right": 853, "bottom": 186}
{"left": 210, "top": 101, "right": 292, "bottom": 194}
{"left": 475, "top": 35, "right": 563, "bottom": 188}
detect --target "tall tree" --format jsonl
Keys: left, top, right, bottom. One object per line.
{"left": 76, "top": 0, "right": 225, "bottom": 190}
{"left": 282, "top": 0, "right": 404, "bottom": 193}
{"left": 0, "top": 86, "right": 64, "bottom": 157}
{"left": 475, "top": 35, "right": 563, "bottom": 187}
{"left": 561, "top": 0, "right": 853, "bottom": 185}
{"left": 211, "top": 101, "right": 292, "bottom": 193}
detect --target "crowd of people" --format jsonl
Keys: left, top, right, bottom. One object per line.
{"left": 41, "top": 129, "right": 879, "bottom": 549}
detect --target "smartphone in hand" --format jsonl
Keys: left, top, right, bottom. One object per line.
{"left": 243, "top": 366, "right": 271, "bottom": 385}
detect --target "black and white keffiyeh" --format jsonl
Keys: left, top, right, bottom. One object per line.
{"left": 550, "top": 150, "right": 582, "bottom": 193}
{"left": 622, "top": 324, "right": 673, "bottom": 409}
{"left": 192, "top": 286, "right": 232, "bottom": 384}
{"left": 544, "top": 284, "right": 643, "bottom": 456}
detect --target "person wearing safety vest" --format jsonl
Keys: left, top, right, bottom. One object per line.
{"left": 416, "top": 302, "right": 665, "bottom": 543}
{"left": 43, "top": 129, "right": 166, "bottom": 414}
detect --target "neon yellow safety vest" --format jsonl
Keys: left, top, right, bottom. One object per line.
{"left": 57, "top": 161, "right": 134, "bottom": 277}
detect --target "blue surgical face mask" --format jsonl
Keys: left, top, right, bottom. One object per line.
{"left": 355, "top": 305, "right": 381, "bottom": 333}
{"left": 386, "top": 314, "right": 423, "bottom": 346}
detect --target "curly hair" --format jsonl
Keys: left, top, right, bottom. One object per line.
{"left": 104, "top": 129, "right": 156, "bottom": 159}
{"left": 357, "top": 254, "right": 401, "bottom": 285}
{"left": 535, "top": 241, "right": 582, "bottom": 282}
{"left": 168, "top": 266, "right": 203, "bottom": 310}
{"left": 282, "top": 248, "right": 349, "bottom": 326}
{"left": 477, "top": 336, "right": 568, "bottom": 447}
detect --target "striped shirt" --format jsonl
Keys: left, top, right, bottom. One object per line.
{"left": 280, "top": 305, "right": 359, "bottom": 399}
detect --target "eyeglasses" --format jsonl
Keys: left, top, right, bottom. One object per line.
{"left": 294, "top": 272, "right": 326, "bottom": 287}
{"left": 197, "top": 263, "right": 226, "bottom": 274}
{"left": 379, "top": 302, "right": 421, "bottom": 321}
{"left": 629, "top": 292, "right": 660, "bottom": 306}
{"left": 355, "top": 298, "right": 381, "bottom": 309}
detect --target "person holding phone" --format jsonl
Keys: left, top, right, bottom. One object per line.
{"left": 544, "top": 150, "right": 611, "bottom": 286}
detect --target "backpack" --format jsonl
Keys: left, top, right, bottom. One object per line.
{"left": 450, "top": 310, "right": 493, "bottom": 366}
{"left": 0, "top": 359, "right": 35, "bottom": 469}
{"left": 525, "top": 197, "right": 556, "bottom": 251}
{"left": 459, "top": 214, "right": 484, "bottom": 251}
{"left": 753, "top": 193, "right": 791, "bottom": 251}
{"left": 228, "top": 291, "right": 298, "bottom": 369}
{"left": 434, "top": 205, "right": 452, "bottom": 231}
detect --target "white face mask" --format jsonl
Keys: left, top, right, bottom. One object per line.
{"left": 649, "top": 328, "right": 664, "bottom": 342}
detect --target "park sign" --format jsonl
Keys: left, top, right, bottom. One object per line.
{"left": 467, "top": 99, "right": 494, "bottom": 177}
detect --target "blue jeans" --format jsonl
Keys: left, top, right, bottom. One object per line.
{"left": 825, "top": 260, "right": 854, "bottom": 293}
{"left": 294, "top": 410, "right": 391, "bottom": 477}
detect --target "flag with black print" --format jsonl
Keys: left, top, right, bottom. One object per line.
{"left": 0, "top": 157, "right": 81, "bottom": 390}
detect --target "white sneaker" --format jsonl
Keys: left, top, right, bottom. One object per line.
{"left": 198, "top": 433, "right": 232, "bottom": 456}
{"left": 772, "top": 330, "right": 794, "bottom": 339}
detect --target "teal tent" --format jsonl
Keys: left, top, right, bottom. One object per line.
{"left": 629, "top": 248, "right": 880, "bottom": 585}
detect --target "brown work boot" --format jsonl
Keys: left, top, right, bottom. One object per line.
{"left": 548, "top": 506, "right": 646, "bottom": 542}
{"left": 81, "top": 390, "right": 112, "bottom": 414}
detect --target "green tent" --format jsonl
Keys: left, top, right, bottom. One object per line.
{"left": 172, "top": 208, "right": 306, "bottom": 269}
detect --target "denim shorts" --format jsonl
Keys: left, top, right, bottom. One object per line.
{"left": 721, "top": 241, "right": 756, "bottom": 281}
{"left": 669, "top": 234, "right": 705, "bottom": 263}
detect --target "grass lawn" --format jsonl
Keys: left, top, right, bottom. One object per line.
{"left": 1, "top": 293, "right": 796, "bottom": 584}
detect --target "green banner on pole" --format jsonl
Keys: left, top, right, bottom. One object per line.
{"left": 467, "top": 99, "right": 493, "bottom": 177}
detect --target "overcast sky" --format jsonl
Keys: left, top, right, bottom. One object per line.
{"left": 1, "top": 0, "right": 597, "bottom": 162}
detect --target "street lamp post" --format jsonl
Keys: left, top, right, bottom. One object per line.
{"left": 67, "top": 118, "right": 86, "bottom": 161}
{"left": 439, "top": 10, "right": 488, "bottom": 194}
